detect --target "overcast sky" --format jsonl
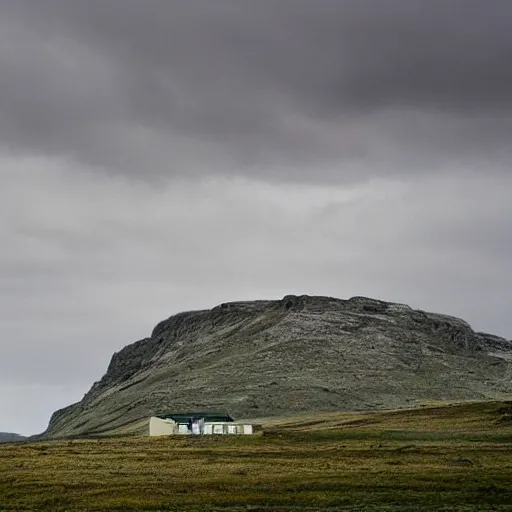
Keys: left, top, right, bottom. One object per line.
{"left": 1, "top": 0, "right": 511, "bottom": 435}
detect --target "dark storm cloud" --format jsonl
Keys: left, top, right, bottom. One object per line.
{"left": 1, "top": 0, "right": 511, "bottom": 179}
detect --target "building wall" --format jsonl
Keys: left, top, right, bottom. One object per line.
{"left": 149, "top": 417, "right": 176, "bottom": 436}
{"left": 207, "top": 423, "right": 254, "bottom": 435}
{"left": 149, "top": 417, "right": 254, "bottom": 436}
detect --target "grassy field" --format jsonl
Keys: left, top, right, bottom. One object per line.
{"left": 1, "top": 401, "right": 512, "bottom": 511}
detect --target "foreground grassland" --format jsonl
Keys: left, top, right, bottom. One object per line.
{"left": 1, "top": 402, "right": 512, "bottom": 511}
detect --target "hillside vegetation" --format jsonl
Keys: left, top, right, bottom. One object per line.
{"left": 43, "top": 295, "right": 512, "bottom": 438}
{"left": 3, "top": 401, "right": 512, "bottom": 511}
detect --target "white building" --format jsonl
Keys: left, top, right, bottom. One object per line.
{"left": 149, "top": 412, "right": 254, "bottom": 436}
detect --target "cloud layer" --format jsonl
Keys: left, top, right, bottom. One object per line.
{"left": 1, "top": 0, "right": 511, "bottom": 179}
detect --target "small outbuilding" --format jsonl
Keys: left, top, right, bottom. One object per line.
{"left": 149, "top": 411, "right": 254, "bottom": 436}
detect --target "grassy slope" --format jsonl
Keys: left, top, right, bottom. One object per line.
{"left": 1, "top": 401, "right": 512, "bottom": 511}
{"left": 43, "top": 295, "right": 512, "bottom": 439}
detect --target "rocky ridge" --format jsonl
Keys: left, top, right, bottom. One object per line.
{"left": 0, "top": 433, "right": 26, "bottom": 442}
{"left": 43, "top": 295, "right": 512, "bottom": 438}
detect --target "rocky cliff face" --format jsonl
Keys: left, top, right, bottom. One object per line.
{"left": 43, "top": 295, "right": 512, "bottom": 438}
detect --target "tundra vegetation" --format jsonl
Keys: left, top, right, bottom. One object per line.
{"left": 1, "top": 401, "right": 512, "bottom": 511}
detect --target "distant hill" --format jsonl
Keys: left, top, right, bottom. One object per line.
{"left": 0, "top": 432, "right": 26, "bottom": 442}
{"left": 42, "top": 295, "right": 512, "bottom": 439}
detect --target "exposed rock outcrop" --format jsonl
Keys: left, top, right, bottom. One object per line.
{"left": 42, "top": 295, "right": 512, "bottom": 438}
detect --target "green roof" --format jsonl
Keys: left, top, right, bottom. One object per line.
{"left": 157, "top": 412, "right": 234, "bottom": 423}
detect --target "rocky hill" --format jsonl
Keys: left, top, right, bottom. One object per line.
{"left": 0, "top": 433, "right": 26, "bottom": 442}
{"left": 42, "top": 295, "right": 512, "bottom": 438}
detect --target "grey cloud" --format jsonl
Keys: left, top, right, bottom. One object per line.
{"left": 0, "top": 1, "right": 511, "bottom": 179}
{"left": 2, "top": 165, "right": 511, "bottom": 379}
{"left": 0, "top": 383, "right": 86, "bottom": 435}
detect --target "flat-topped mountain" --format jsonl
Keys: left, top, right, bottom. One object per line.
{"left": 43, "top": 295, "right": 512, "bottom": 438}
